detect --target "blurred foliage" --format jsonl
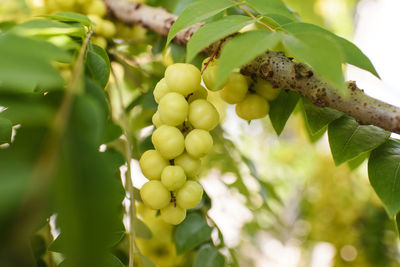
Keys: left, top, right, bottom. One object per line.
{"left": 0, "top": 0, "right": 399, "bottom": 267}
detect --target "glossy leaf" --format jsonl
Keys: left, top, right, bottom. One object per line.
{"left": 186, "top": 15, "right": 254, "bottom": 62}
{"left": 246, "top": 0, "right": 295, "bottom": 18}
{"left": 86, "top": 44, "right": 110, "bottom": 89}
{"left": 264, "top": 13, "right": 296, "bottom": 25}
{"left": 328, "top": 115, "right": 390, "bottom": 166}
{"left": 174, "top": 212, "right": 212, "bottom": 254}
{"left": 282, "top": 32, "right": 346, "bottom": 93}
{"left": 302, "top": 97, "right": 343, "bottom": 135}
{"left": 282, "top": 22, "right": 379, "bottom": 78}
{"left": 269, "top": 90, "right": 300, "bottom": 135}
{"left": 216, "top": 31, "right": 281, "bottom": 89}
{"left": 167, "top": 0, "right": 235, "bottom": 45}
{"left": 0, "top": 117, "right": 12, "bottom": 144}
{"left": 348, "top": 151, "right": 369, "bottom": 170}
{"left": 368, "top": 139, "right": 400, "bottom": 217}
{"left": 194, "top": 244, "right": 225, "bottom": 267}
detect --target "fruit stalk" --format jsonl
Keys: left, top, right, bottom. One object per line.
{"left": 104, "top": 0, "right": 400, "bottom": 134}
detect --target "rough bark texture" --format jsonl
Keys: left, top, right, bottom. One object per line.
{"left": 104, "top": 0, "right": 203, "bottom": 45}
{"left": 105, "top": 0, "right": 400, "bottom": 134}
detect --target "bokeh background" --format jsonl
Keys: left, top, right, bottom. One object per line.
{"left": 1, "top": 0, "right": 400, "bottom": 266}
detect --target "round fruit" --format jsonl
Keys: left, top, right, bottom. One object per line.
{"left": 176, "top": 181, "right": 203, "bottom": 209}
{"left": 152, "top": 125, "right": 185, "bottom": 159}
{"left": 85, "top": 0, "right": 106, "bottom": 16}
{"left": 202, "top": 58, "right": 218, "bottom": 91}
{"left": 219, "top": 73, "right": 249, "bottom": 104}
{"left": 152, "top": 111, "right": 163, "bottom": 128}
{"left": 160, "top": 203, "right": 186, "bottom": 225}
{"left": 139, "top": 150, "right": 169, "bottom": 180}
{"left": 187, "top": 85, "right": 208, "bottom": 103}
{"left": 92, "top": 36, "right": 107, "bottom": 49}
{"left": 88, "top": 15, "right": 102, "bottom": 29}
{"left": 158, "top": 92, "right": 188, "bottom": 126}
{"left": 185, "top": 129, "right": 213, "bottom": 158}
{"left": 101, "top": 20, "right": 116, "bottom": 38}
{"left": 161, "top": 165, "right": 187, "bottom": 191}
{"left": 253, "top": 79, "right": 281, "bottom": 101}
{"left": 188, "top": 99, "right": 219, "bottom": 131}
{"left": 153, "top": 78, "right": 170, "bottom": 104}
{"left": 235, "top": 94, "right": 269, "bottom": 121}
{"left": 164, "top": 63, "right": 201, "bottom": 96}
{"left": 174, "top": 153, "right": 201, "bottom": 178}
{"left": 140, "top": 180, "right": 171, "bottom": 210}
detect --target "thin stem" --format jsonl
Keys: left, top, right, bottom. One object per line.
{"left": 234, "top": 1, "right": 275, "bottom": 32}
{"left": 111, "top": 67, "right": 137, "bottom": 267}
{"left": 201, "top": 41, "right": 221, "bottom": 74}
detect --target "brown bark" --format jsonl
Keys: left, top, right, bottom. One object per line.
{"left": 105, "top": 0, "right": 400, "bottom": 134}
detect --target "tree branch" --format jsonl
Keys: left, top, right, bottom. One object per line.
{"left": 104, "top": 0, "right": 400, "bottom": 134}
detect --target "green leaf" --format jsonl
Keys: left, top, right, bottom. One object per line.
{"left": 11, "top": 19, "right": 86, "bottom": 37}
{"left": 59, "top": 255, "right": 125, "bottom": 267}
{"left": 69, "top": 95, "right": 105, "bottom": 146}
{"left": 348, "top": 151, "right": 369, "bottom": 170}
{"left": 84, "top": 77, "right": 109, "bottom": 118}
{"left": 103, "top": 121, "right": 123, "bottom": 143}
{"left": 269, "top": 90, "right": 300, "bottom": 135}
{"left": 328, "top": 115, "right": 390, "bottom": 166}
{"left": 186, "top": 15, "right": 254, "bottom": 62}
{"left": 216, "top": 31, "right": 281, "bottom": 89}
{"left": 0, "top": 160, "right": 30, "bottom": 222}
{"left": 264, "top": 13, "right": 296, "bottom": 25}
{"left": 54, "top": 136, "right": 125, "bottom": 266}
{"left": 0, "top": 117, "right": 12, "bottom": 144}
{"left": 167, "top": 0, "right": 235, "bottom": 45}
{"left": 133, "top": 217, "right": 152, "bottom": 239}
{"left": 301, "top": 97, "right": 343, "bottom": 135}
{"left": 246, "top": 0, "right": 296, "bottom": 18}
{"left": 86, "top": 44, "right": 110, "bottom": 89}
{"left": 0, "top": 34, "right": 69, "bottom": 91}
{"left": 368, "top": 139, "right": 400, "bottom": 217}
{"left": 138, "top": 253, "right": 156, "bottom": 267}
{"left": 282, "top": 22, "right": 379, "bottom": 78}
{"left": 282, "top": 32, "right": 346, "bottom": 93}
{"left": 0, "top": 93, "right": 55, "bottom": 126}
{"left": 194, "top": 244, "right": 226, "bottom": 267}
{"left": 174, "top": 212, "right": 212, "bottom": 254}
{"left": 170, "top": 42, "right": 186, "bottom": 63}
{"left": 40, "top": 12, "right": 92, "bottom": 27}
{"left": 105, "top": 255, "right": 125, "bottom": 267}
{"left": 49, "top": 224, "right": 125, "bottom": 253}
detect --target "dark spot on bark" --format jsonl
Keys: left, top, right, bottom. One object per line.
{"left": 348, "top": 81, "right": 357, "bottom": 91}
{"left": 134, "top": 3, "right": 141, "bottom": 9}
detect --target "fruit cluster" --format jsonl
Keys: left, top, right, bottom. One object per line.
{"left": 202, "top": 57, "right": 281, "bottom": 121}
{"left": 139, "top": 63, "right": 220, "bottom": 225}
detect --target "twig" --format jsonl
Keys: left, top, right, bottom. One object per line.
{"left": 233, "top": 1, "right": 275, "bottom": 32}
{"left": 201, "top": 41, "right": 222, "bottom": 75}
